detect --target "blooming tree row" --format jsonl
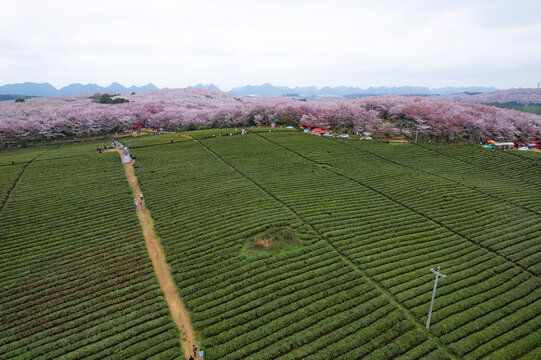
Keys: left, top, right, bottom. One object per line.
{"left": 1, "top": 88, "right": 540, "bottom": 145}
{"left": 440, "top": 88, "right": 541, "bottom": 105}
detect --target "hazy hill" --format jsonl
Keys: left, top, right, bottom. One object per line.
{"left": 0, "top": 94, "right": 37, "bottom": 101}
{"left": 188, "top": 83, "right": 221, "bottom": 91}
{"left": 0, "top": 82, "right": 159, "bottom": 97}
{"left": 228, "top": 83, "right": 498, "bottom": 97}
{"left": 0, "top": 81, "right": 501, "bottom": 98}
{"left": 0, "top": 82, "right": 59, "bottom": 97}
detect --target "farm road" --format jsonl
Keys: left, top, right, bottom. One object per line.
{"left": 113, "top": 148, "right": 197, "bottom": 360}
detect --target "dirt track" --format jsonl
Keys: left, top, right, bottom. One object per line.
{"left": 115, "top": 149, "right": 198, "bottom": 359}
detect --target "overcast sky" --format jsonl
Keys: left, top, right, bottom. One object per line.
{"left": 1, "top": 0, "right": 540, "bottom": 90}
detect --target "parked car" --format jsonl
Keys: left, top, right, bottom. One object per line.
{"left": 361, "top": 136, "right": 372, "bottom": 140}
{"left": 518, "top": 146, "right": 529, "bottom": 151}
{"left": 338, "top": 134, "right": 349, "bottom": 138}
{"left": 528, "top": 140, "right": 541, "bottom": 148}
{"left": 285, "top": 126, "right": 294, "bottom": 129}
{"left": 323, "top": 132, "right": 332, "bottom": 137}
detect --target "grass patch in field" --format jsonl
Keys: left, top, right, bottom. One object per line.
{"left": 246, "top": 226, "right": 301, "bottom": 255}
{"left": 317, "top": 163, "right": 332, "bottom": 169}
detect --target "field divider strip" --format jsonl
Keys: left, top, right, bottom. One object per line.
{"left": 256, "top": 133, "right": 537, "bottom": 279}
{"left": 196, "top": 139, "right": 460, "bottom": 360}
{"left": 329, "top": 137, "right": 541, "bottom": 216}
{"left": 1, "top": 151, "right": 44, "bottom": 213}
{"left": 113, "top": 148, "right": 197, "bottom": 360}
{"left": 505, "top": 149, "right": 541, "bottom": 163}
{"left": 414, "top": 143, "right": 541, "bottom": 188}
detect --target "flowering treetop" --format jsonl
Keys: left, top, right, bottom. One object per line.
{"left": 1, "top": 88, "right": 540, "bottom": 145}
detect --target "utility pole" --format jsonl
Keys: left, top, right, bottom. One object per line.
{"left": 426, "top": 266, "right": 446, "bottom": 329}
{"left": 415, "top": 126, "right": 419, "bottom": 143}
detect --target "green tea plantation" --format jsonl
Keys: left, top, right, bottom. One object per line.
{"left": 1, "top": 130, "right": 540, "bottom": 359}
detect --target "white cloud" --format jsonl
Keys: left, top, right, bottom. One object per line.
{"left": 1, "top": 0, "right": 540, "bottom": 90}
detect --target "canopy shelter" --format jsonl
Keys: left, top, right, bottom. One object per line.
{"left": 121, "top": 146, "right": 132, "bottom": 164}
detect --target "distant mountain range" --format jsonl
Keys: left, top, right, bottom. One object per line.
{"left": 0, "top": 82, "right": 158, "bottom": 97}
{"left": 227, "top": 83, "right": 498, "bottom": 97}
{"left": 0, "top": 94, "right": 37, "bottom": 101}
{"left": 0, "top": 81, "right": 499, "bottom": 98}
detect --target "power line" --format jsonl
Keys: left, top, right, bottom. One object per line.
{"left": 426, "top": 266, "right": 446, "bottom": 329}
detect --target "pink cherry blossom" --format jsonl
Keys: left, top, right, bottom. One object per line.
{"left": 1, "top": 88, "right": 540, "bottom": 145}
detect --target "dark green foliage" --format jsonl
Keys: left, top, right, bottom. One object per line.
{"left": 488, "top": 101, "right": 541, "bottom": 114}
{"left": 112, "top": 97, "right": 129, "bottom": 104}
{"left": 186, "top": 122, "right": 198, "bottom": 131}
{"left": 100, "top": 93, "right": 113, "bottom": 103}
{"left": 99, "top": 93, "right": 129, "bottom": 104}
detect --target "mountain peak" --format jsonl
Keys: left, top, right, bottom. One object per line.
{"left": 188, "top": 83, "right": 221, "bottom": 91}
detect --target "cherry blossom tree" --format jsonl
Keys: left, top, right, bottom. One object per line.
{"left": 1, "top": 88, "right": 540, "bottom": 146}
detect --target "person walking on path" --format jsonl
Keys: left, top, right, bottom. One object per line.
{"left": 140, "top": 193, "right": 143, "bottom": 200}
{"left": 139, "top": 201, "right": 143, "bottom": 211}
{"left": 189, "top": 357, "right": 194, "bottom": 360}
{"left": 134, "top": 198, "right": 138, "bottom": 207}
{"left": 193, "top": 345, "right": 198, "bottom": 358}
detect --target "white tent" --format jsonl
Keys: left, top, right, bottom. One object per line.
{"left": 121, "top": 146, "right": 132, "bottom": 163}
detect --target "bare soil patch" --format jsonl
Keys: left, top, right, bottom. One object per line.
{"left": 254, "top": 238, "right": 274, "bottom": 249}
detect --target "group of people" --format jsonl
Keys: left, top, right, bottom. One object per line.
{"left": 205, "top": 129, "right": 246, "bottom": 139}
{"left": 96, "top": 136, "right": 122, "bottom": 153}
{"left": 189, "top": 344, "right": 203, "bottom": 360}
{"left": 134, "top": 193, "right": 144, "bottom": 210}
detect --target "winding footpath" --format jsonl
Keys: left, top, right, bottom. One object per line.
{"left": 113, "top": 148, "right": 198, "bottom": 360}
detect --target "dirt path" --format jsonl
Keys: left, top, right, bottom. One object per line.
{"left": 113, "top": 148, "right": 198, "bottom": 359}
